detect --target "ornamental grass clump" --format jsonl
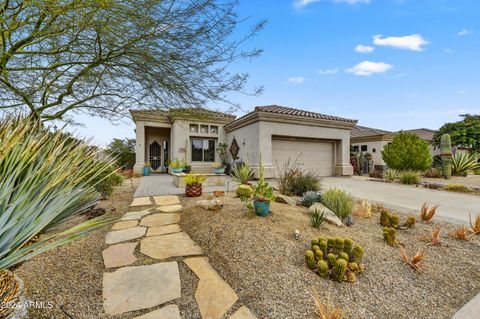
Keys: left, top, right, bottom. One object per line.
{"left": 305, "top": 236, "right": 365, "bottom": 283}
{"left": 321, "top": 188, "right": 354, "bottom": 220}
{"left": 277, "top": 158, "right": 320, "bottom": 196}
{"left": 399, "top": 170, "right": 421, "bottom": 185}
{"left": 0, "top": 117, "right": 113, "bottom": 270}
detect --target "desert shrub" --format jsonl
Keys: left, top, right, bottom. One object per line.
{"left": 310, "top": 208, "right": 326, "bottom": 228}
{"left": 382, "top": 132, "right": 432, "bottom": 171}
{"left": 451, "top": 152, "right": 480, "bottom": 176}
{"left": 105, "top": 138, "right": 135, "bottom": 169}
{"left": 230, "top": 163, "right": 255, "bottom": 184}
{"left": 369, "top": 170, "right": 383, "bottom": 179}
{"left": 87, "top": 166, "right": 124, "bottom": 199}
{"left": 302, "top": 191, "right": 322, "bottom": 207}
{"left": 424, "top": 168, "right": 442, "bottom": 178}
{"left": 0, "top": 117, "right": 112, "bottom": 269}
{"left": 277, "top": 159, "right": 320, "bottom": 196}
{"left": 399, "top": 170, "right": 420, "bottom": 184}
{"left": 443, "top": 184, "right": 472, "bottom": 193}
{"left": 384, "top": 168, "right": 400, "bottom": 182}
{"left": 321, "top": 188, "right": 354, "bottom": 219}
{"left": 305, "top": 236, "right": 364, "bottom": 283}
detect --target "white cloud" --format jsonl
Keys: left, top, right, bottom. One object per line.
{"left": 355, "top": 44, "right": 375, "bottom": 53}
{"left": 294, "top": 0, "right": 370, "bottom": 9}
{"left": 458, "top": 29, "right": 473, "bottom": 36}
{"left": 318, "top": 68, "right": 339, "bottom": 75}
{"left": 345, "top": 61, "right": 393, "bottom": 76}
{"left": 373, "top": 34, "right": 429, "bottom": 51}
{"left": 288, "top": 76, "right": 305, "bottom": 84}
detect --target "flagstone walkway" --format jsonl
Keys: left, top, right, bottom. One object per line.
{"left": 102, "top": 195, "right": 257, "bottom": 319}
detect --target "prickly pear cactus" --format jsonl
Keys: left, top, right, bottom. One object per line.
{"left": 440, "top": 133, "right": 452, "bottom": 179}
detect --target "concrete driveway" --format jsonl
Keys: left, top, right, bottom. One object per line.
{"left": 321, "top": 177, "right": 480, "bottom": 225}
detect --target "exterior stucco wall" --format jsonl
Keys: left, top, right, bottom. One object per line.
{"left": 227, "top": 120, "right": 353, "bottom": 178}
{"left": 351, "top": 140, "right": 390, "bottom": 166}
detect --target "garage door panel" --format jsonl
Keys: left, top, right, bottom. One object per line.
{"left": 272, "top": 139, "right": 333, "bottom": 176}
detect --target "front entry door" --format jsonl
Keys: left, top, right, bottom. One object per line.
{"left": 149, "top": 142, "right": 161, "bottom": 171}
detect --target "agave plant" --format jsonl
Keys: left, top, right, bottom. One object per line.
{"left": 451, "top": 152, "right": 480, "bottom": 176}
{"left": 230, "top": 163, "right": 255, "bottom": 185}
{"left": 0, "top": 117, "right": 114, "bottom": 269}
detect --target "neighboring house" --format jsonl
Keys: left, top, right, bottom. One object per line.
{"left": 131, "top": 105, "right": 357, "bottom": 178}
{"left": 351, "top": 125, "right": 394, "bottom": 167}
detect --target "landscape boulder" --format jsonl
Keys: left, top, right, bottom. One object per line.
{"left": 196, "top": 199, "right": 223, "bottom": 210}
{"left": 308, "top": 203, "right": 343, "bottom": 227}
{"left": 274, "top": 193, "right": 297, "bottom": 207}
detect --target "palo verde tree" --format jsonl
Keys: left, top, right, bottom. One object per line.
{"left": 433, "top": 114, "right": 480, "bottom": 152}
{"left": 0, "top": 0, "right": 265, "bottom": 122}
{"left": 382, "top": 132, "right": 432, "bottom": 171}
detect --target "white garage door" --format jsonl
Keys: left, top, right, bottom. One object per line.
{"left": 272, "top": 138, "right": 334, "bottom": 176}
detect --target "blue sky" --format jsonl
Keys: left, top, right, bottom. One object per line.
{"left": 73, "top": 0, "right": 480, "bottom": 145}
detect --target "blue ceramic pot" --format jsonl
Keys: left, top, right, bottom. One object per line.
{"left": 214, "top": 167, "right": 225, "bottom": 174}
{"left": 253, "top": 200, "right": 270, "bottom": 217}
{"left": 143, "top": 167, "right": 150, "bottom": 176}
{"left": 172, "top": 168, "right": 184, "bottom": 173}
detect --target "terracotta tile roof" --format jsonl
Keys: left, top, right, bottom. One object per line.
{"left": 351, "top": 125, "right": 393, "bottom": 138}
{"left": 130, "top": 108, "right": 235, "bottom": 122}
{"left": 253, "top": 105, "right": 357, "bottom": 123}
{"left": 401, "top": 128, "right": 437, "bottom": 141}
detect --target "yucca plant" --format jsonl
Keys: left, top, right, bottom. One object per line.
{"left": 310, "top": 207, "right": 326, "bottom": 228}
{"left": 0, "top": 117, "right": 114, "bottom": 270}
{"left": 230, "top": 163, "right": 255, "bottom": 185}
{"left": 451, "top": 152, "right": 480, "bottom": 176}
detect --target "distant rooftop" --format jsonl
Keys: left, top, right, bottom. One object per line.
{"left": 401, "top": 128, "right": 437, "bottom": 141}
{"left": 253, "top": 105, "right": 357, "bottom": 123}
{"left": 351, "top": 125, "right": 393, "bottom": 138}
{"left": 130, "top": 108, "right": 235, "bottom": 122}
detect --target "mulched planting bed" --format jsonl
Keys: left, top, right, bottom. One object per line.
{"left": 180, "top": 193, "right": 480, "bottom": 319}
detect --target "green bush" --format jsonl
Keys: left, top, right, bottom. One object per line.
{"left": 0, "top": 117, "right": 112, "bottom": 269}
{"left": 399, "top": 170, "right": 420, "bottom": 184}
{"left": 321, "top": 188, "right": 354, "bottom": 219}
{"left": 88, "top": 167, "right": 124, "bottom": 199}
{"left": 277, "top": 159, "right": 319, "bottom": 196}
{"left": 382, "top": 132, "right": 432, "bottom": 171}
{"left": 384, "top": 168, "right": 400, "bottom": 182}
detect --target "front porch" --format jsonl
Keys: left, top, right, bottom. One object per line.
{"left": 133, "top": 174, "right": 238, "bottom": 197}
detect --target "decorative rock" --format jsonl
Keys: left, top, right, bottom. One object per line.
{"left": 184, "top": 257, "right": 238, "bottom": 319}
{"left": 130, "top": 197, "right": 152, "bottom": 207}
{"left": 111, "top": 220, "right": 138, "bottom": 230}
{"left": 102, "top": 242, "right": 138, "bottom": 268}
{"left": 196, "top": 199, "right": 223, "bottom": 210}
{"left": 308, "top": 203, "right": 343, "bottom": 227}
{"left": 157, "top": 204, "right": 182, "bottom": 213}
{"left": 133, "top": 304, "right": 181, "bottom": 319}
{"left": 274, "top": 193, "right": 297, "bottom": 207}
{"left": 229, "top": 306, "right": 258, "bottom": 319}
{"left": 146, "top": 224, "right": 182, "bottom": 237}
{"left": 105, "top": 227, "right": 146, "bottom": 245}
{"left": 141, "top": 232, "right": 202, "bottom": 260}
{"left": 153, "top": 195, "right": 180, "bottom": 206}
{"left": 140, "top": 213, "right": 180, "bottom": 227}
{"left": 121, "top": 209, "right": 152, "bottom": 221}
{"left": 103, "top": 262, "right": 181, "bottom": 315}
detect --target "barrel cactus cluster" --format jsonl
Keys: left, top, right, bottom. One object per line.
{"left": 440, "top": 133, "right": 452, "bottom": 179}
{"left": 305, "top": 236, "right": 365, "bottom": 283}
{"left": 379, "top": 208, "right": 416, "bottom": 229}
{"left": 236, "top": 184, "right": 253, "bottom": 198}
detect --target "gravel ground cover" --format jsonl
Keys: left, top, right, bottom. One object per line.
{"left": 15, "top": 179, "right": 202, "bottom": 319}
{"left": 180, "top": 193, "right": 480, "bottom": 319}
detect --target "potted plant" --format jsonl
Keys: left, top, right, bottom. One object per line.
{"left": 143, "top": 162, "right": 151, "bottom": 176}
{"left": 252, "top": 159, "right": 276, "bottom": 216}
{"left": 212, "top": 162, "right": 225, "bottom": 174}
{"left": 184, "top": 173, "right": 206, "bottom": 197}
{"left": 169, "top": 158, "right": 184, "bottom": 173}
{"left": 216, "top": 142, "right": 231, "bottom": 175}
{"left": 184, "top": 164, "right": 192, "bottom": 173}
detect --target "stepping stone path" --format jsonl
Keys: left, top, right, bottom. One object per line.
{"left": 101, "top": 195, "right": 257, "bottom": 318}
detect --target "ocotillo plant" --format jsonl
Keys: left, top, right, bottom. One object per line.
{"left": 440, "top": 133, "right": 452, "bottom": 179}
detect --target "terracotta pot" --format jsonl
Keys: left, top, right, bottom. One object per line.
{"left": 185, "top": 184, "right": 202, "bottom": 197}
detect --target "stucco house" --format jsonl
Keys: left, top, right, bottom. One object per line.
{"left": 131, "top": 105, "right": 357, "bottom": 178}
{"left": 350, "top": 125, "right": 394, "bottom": 168}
